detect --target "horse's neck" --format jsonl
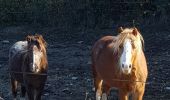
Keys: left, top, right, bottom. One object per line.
{"left": 134, "top": 49, "right": 143, "bottom": 63}
{"left": 23, "top": 49, "right": 47, "bottom": 73}
{"left": 132, "top": 50, "right": 146, "bottom": 80}
{"left": 40, "top": 51, "right": 48, "bottom": 72}
{"left": 22, "top": 52, "right": 30, "bottom": 72}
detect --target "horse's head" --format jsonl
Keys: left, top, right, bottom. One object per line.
{"left": 26, "top": 34, "right": 47, "bottom": 72}
{"left": 115, "top": 27, "right": 144, "bottom": 75}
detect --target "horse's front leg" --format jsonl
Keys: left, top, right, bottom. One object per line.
{"left": 119, "top": 89, "right": 129, "bottom": 100}
{"left": 35, "top": 89, "right": 42, "bottom": 100}
{"left": 26, "top": 85, "right": 34, "bottom": 100}
{"left": 35, "top": 86, "right": 45, "bottom": 100}
{"left": 20, "top": 84, "right": 26, "bottom": 100}
{"left": 132, "top": 86, "right": 145, "bottom": 100}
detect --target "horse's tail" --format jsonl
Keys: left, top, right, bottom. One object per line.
{"left": 91, "top": 41, "right": 98, "bottom": 80}
{"left": 91, "top": 42, "right": 100, "bottom": 92}
{"left": 91, "top": 54, "right": 97, "bottom": 91}
{"left": 91, "top": 49, "right": 97, "bottom": 80}
{"left": 91, "top": 38, "right": 106, "bottom": 80}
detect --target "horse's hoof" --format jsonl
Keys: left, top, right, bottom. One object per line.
{"left": 20, "top": 97, "right": 25, "bottom": 100}
{"left": 13, "top": 98, "right": 17, "bottom": 100}
{"left": 92, "top": 87, "right": 95, "bottom": 91}
{"left": 101, "top": 93, "right": 107, "bottom": 100}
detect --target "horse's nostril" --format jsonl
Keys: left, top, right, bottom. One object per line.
{"left": 122, "top": 64, "right": 124, "bottom": 68}
{"left": 129, "top": 64, "right": 132, "bottom": 68}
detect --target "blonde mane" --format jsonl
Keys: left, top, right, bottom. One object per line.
{"left": 113, "top": 28, "right": 144, "bottom": 54}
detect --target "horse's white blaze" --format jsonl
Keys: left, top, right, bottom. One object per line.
{"left": 120, "top": 39, "right": 132, "bottom": 74}
{"left": 101, "top": 93, "right": 107, "bottom": 100}
{"left": 32, "top": 45, "right": 42, "bottom": 72}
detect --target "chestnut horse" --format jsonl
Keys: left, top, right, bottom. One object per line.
{"left": 9, "top": 34, "right": 48, "bottom": 100}
{"left": 91, "top": 27, "right": 148, "bottom": 100}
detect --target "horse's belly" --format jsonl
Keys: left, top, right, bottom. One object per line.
{"left": 96, "top": 65, "right": 118, "bottom": 84}
{"left": 10, "top": 73, "right": 24, "bottom": 83}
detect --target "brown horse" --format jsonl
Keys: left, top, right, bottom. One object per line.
{"left": 91, "top": 27, "right": 148, "bottom": 100}
{"left": 9, "top": 34, "right": 48, "bottom": 100}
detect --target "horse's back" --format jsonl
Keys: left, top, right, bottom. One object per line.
{"left": 9, "top": 41, "right": 27, "bottom": 70}
{"left": 92, "top": 36, "right": 117, "bottom": 64}
{"left": 9, "top": 41, "right": 27, "bottom": 58}
{"left": 9, "top": 41, "right": 28, "bottom": 82}
{"left": 91, "top": 36, "right": 118, "bottom": 80}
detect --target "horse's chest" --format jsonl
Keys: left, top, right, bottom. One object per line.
{"left": 23, "top": 74, "right": 47, "bottom": 88}
{"left": 101, "top": 72, "right": 137, "bottom": 92}
{"left": 121, "top": 82, "right": 136, "bottom": 91}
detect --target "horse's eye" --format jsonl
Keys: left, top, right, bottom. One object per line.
{"left": 130, "top": 40, "right": 135, "bottom": 49}
{"left": 119, "top": 44, "right": 123, "bottom": 49}
{"left": 35, "top": 41, "right": 41, "bottom": 49}
{"left": 132, "top": 43, "right": 136, "bottom": 49}
{"left": 35, "top": 41, "right": 39, "bottom": 45}
{"left": 28, "top": 39, "right": 32, "bottom": 43}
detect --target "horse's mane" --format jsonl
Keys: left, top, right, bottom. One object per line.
{"left": 26, "top": 34, "right": 48, "bottom": 72}
{"left": 113, "top": 28, "right": 144, "bottom": 54}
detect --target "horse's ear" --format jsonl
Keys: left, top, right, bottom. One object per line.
{"left": 118, "top": 27, "right": 123, "bottom": 33}
{"left": 132, "top": 27, "right": 138, "bottom": 36}
{"left": 26, "top": 35, "right": 31, "bottom": 41}
{"left": 35, "top": 34, "right": 41, "bottom": 39}
{"left": 36, "top": 34, "right": 47, "bottom": 48}
{"left": 35, "top": 34, "right": 44, "bottom": 41}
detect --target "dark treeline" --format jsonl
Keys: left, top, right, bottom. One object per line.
{"left": 0, "top": 0, "right": 169, "bottom": 29}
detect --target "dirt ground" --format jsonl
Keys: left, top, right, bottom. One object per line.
{"left": 0, "top": 26, "right": 170, "bottom": 100}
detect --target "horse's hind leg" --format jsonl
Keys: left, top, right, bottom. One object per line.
{"left": 95, "top": 79, "right": 103, "bottom": 100}
{"left": 10, "top": 78, "right": 18, "bottom": 100}
{"left": 132, "top": 86, "right": 145, "bottom": 100}
{"left": 92, "top": 64, "right": 103, "bottom": 100}
{"left": 119, "top": 89, "right": 129, "bottom": 100}
{"left": 101, "top": 83, "right": 110, "bottom": 100}
{"left": 94, "top": 75, "right": 103, "bottom": 100}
